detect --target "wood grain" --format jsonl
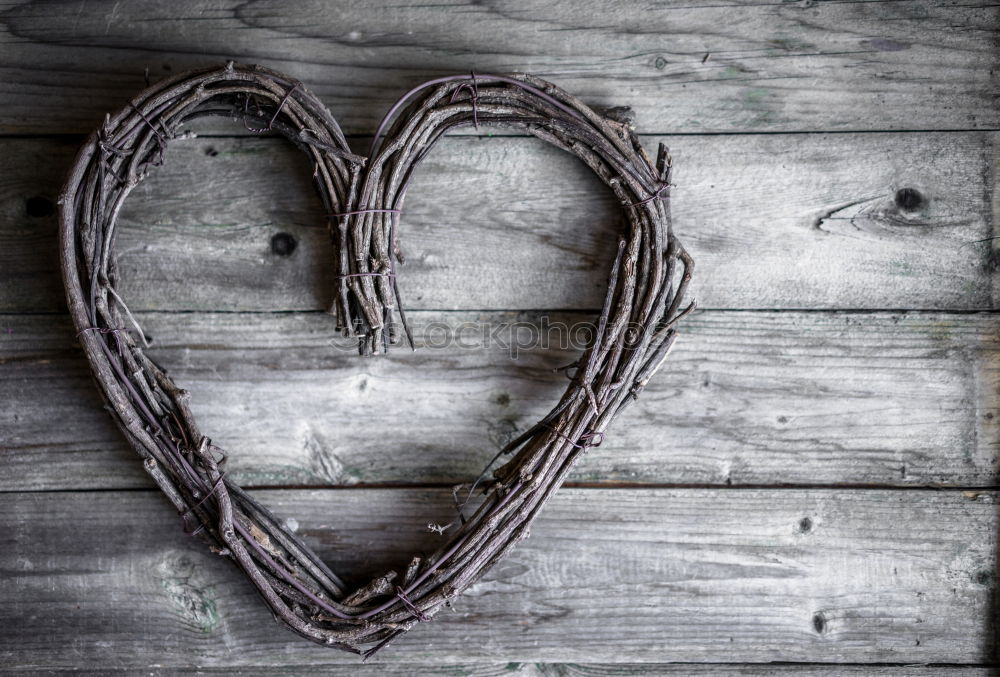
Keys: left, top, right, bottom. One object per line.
{"left": 2, "top": 132, "right": 994, "bottom": 313}
{"left": 1, "top": 488, "right": 994, "bottom": 667}
{"left": 2, "top": 1, "right": 997, "bottom": 669}
{"left": 3, "top": 309, "right": 997, "bottom": 490}
{"left": 520, "top": 669, "right": 995, "bottom": 677}
{"left": 0, "top": 0, "right": 996, "bottom": 135}
{"left": 8, "top": 666, "right": 993, "bottom": 676}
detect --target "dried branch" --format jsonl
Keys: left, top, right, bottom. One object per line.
{"left": 58, "top": 61, "right": 694, "bottom": 657}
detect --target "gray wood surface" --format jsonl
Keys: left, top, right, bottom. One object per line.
{"left": 9, "top": 666, "right": 996, "bottom": 676}
{"left": 2, "top": 0, "right": 998, "bottom": 673}
{"left": 1, "top": 488, "right": 995, "bottom": 668}
{"left": 3, "top": 309, "right": 997, "bottom": 490}
{"left": 2, "top": 133, "right": 994, "bottom": 313}
{"left": 0, "top": 0, "right": 996, "bottom": 135}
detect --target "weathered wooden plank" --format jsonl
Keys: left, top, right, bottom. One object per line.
{"left": 514, "top": 669, "right": 994, "bottom": 677}
{"left": 9, "top": 665, "right": 993, "bottom": 676}
{"left": 2, "top": 132, "right": 994, "bottom": 313}
{"left": 0, "top": 488, "right": 994, "bottom": 667}
{"left": 0, "top": 0, "right": 996, "bottom": 134}
{"left": 3, "top": 310, "right": 997, "bottom": 490}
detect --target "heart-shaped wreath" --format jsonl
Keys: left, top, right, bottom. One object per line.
{"left": 59, "top": 62, "right": 694, "bottom": 657}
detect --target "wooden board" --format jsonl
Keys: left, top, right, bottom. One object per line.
{"left": 4, "top": 309, "right": 997, "bottom": 490}
{"left": 3, "top": 1, "right": 998, "bottom": 672}
{"left": 2, "top": 132, "right": 995, "bottom": 314}
{"left": 0, "top": 0, "right": 996, "bottom": 135}
{"left": 9, "top": 666, "right": 993, "bottom": 676}
{"left": 534, "top": 670, "right": 995, "bottom": 677}
{"left": 0, "top": 488, "right": 994, "bottom": 667}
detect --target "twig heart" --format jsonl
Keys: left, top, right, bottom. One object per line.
{"left": 59, "top": 62, "right": 694, "bottom": 658}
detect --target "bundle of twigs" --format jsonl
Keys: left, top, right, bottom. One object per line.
{"left": 59, "top": 62, "right": 693, "bottom": 657}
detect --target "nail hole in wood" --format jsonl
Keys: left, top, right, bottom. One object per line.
{"left": 270, "top": 232, "right": 297, "bottom": 257}
{"left": 988, "top": 250, "right": 1000, "bottom": 273}
{"left": 25, "top": 195, "right": 54, "bottom": 218}
{"left": 798, "top": 516, "right": 813, "bottom": 533}
{"left": 894, "top": 187, "right": 923, "bottom": 211}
